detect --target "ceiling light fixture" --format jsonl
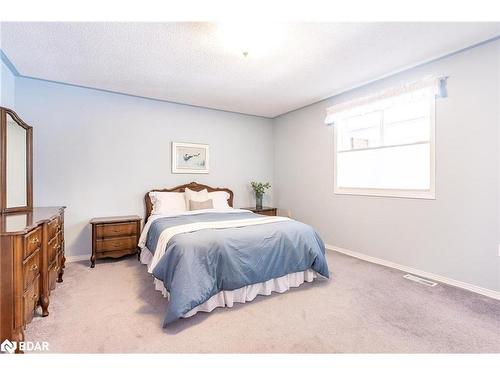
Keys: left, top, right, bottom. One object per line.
{"left": 216, "top": 22, "right": 286, "bottom": 58}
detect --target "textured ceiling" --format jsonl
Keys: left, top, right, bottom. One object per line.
{"left": 1, "top": 22, "right": 499, "bottom": 117}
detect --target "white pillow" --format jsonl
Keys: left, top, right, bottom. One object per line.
{"left": 208, "top": 191, "right": 230, "bottom": 209}
{"left": 184, "top": 188, "right": 209, "bottom": 207}
{"left": 149, "top": 192, "right": 187, "bottom": 215}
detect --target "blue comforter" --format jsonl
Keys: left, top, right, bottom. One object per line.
{"left": 145, "top": 211, "right": 329, "bottom": 325}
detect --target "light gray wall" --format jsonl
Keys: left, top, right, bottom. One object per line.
{"left": 274, "top": 39, "right": 500, "bottom": 291}
{"left": 15, "top": 78, "right": 274, "bottom": 257}
{"left": 0, "top": 57, "right": 16, "bottom": 109}
{"left": 8, "top": 37, "right": 500, "bottom": 293}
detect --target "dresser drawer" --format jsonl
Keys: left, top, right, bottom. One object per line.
{"left": 24, "top": 226, "right": 42, "bottom": 259}
{"left": 23, "top": 249, "right": 40, "bottom": 291}
{"left": 23, "top": 275, "right": 39, "bottom": 326}
{"left": 48, "top": 215, "right": 62, "bottom": 239}
{"left": 48, "top": 233, "right": 61, "bottom": 265}
{"left": 49, "top": 257, "right": 59, "bottom": 291}
{"left": 58, "top": 240, "right": 65, "bottom": 259}
{"left": 58, "top": 241, "right": 65, "bottom": 266}
{"left": 96, "top": 236, "right": 137, "bottom": 253}
{"left": 96, "top": 222, "right": 138, "bottom": 238}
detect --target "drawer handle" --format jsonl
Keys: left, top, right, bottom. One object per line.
{"left": 30, "top": 264, "right": 38, "bottom": 271}
{"left": 33, "top": 294, "right": 38, "bottom": 301}
{"left": 30, "top": 237, "right": 39, "bottom": 245}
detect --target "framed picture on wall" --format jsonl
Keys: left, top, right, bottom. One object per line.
{"left": 172, "top": 142, "right": 210, "bottom": 174}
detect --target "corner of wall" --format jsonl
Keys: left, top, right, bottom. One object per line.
{"left": 0, "top": 49, "right": 17, "bottom": 110}
{"left": 496, "top": 39, "right": 500, "bottom": 292}
{"left": 271, "top": 116, "right": 279, "bottom": 208}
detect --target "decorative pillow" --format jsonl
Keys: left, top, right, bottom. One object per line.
{"left": 189, "top": 199, "right": 214, "bottom": 211}
{"left": 149, "top": 192, "right": 187, "bottom": 215}
{"left": 208, "top": 191, "right": 230, "bottom": 209}
{"left": 184, "top": 188, "right": 209, "bottom": 207}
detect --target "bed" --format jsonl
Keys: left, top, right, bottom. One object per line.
{"left": 139, "top": 182, "right": 330, "bottom": 326}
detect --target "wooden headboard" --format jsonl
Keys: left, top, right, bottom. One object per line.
{"left": 144, "top": 181, "right": 234, "bottom": 221}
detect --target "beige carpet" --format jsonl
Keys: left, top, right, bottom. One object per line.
{"left": 25, "top": 251, "right": 500, "bottom": 353}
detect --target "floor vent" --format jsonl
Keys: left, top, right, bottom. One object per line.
{"left": 403, "top": 274, "right": 437, "bottom": 287}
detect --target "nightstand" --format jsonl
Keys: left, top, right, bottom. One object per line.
{"left": 89, "top": 215, "right": 141, "bottom": 268}
{"left": 241, "top": 207, "right": 277, "bottom": 216}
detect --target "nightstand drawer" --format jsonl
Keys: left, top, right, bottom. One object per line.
{"left": 240, "top": 207, "right": 277, "bottom": 217}
{"left": 96, "top": 222, "right": 138, "bottom": 238}
{"left": 24, "top": 227, "right": 42, "bottom": 259}
{"left": 96, "top": 236, "right": 137, "bottom": 252}
{"left": 257, "top": 209, "right": 277, "bottom": 216}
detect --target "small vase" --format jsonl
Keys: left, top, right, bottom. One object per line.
{"left": 255, "top": 194, "right": 263, "bottom": 209}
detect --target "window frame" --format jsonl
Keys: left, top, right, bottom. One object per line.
{"left": 333, "top": 94, "right": 436, "bottom": 200}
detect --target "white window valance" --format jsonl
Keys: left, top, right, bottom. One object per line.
{"left": 324, "top": 75, "right": 448, "bottom": 125}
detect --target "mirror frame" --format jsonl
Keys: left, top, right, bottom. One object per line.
{"left": 0, "top": 106, "right": 33, "bottom": 213}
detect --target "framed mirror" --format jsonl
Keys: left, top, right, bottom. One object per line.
{"left": 0, "top": 106, "right": 33, "bottom": 213}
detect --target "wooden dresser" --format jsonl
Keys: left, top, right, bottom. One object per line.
{"left": 90, "top": 215, "right": 141, "bottom": 268}
{"left": 0, "top": 207, "right": 65, "bottom": 352}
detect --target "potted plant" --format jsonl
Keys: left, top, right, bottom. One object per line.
{"left": 250, "top": 181, "right": 271, "bottom": 209}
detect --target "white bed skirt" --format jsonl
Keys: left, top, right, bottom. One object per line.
{"left": 140, "top": 248, "right": 318, "bottom": 318}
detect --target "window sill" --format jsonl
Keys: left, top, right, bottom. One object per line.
{"left": 333, "top": 187, "right": 435, "bottom": 200}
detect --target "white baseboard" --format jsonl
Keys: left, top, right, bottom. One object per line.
{"left": 325, "top": 244, "right": 500, "bottom": 301}
{"left": 65, "top": 254, "right": 89, "bottom": 263}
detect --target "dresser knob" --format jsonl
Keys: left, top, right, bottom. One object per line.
{"left": 30, "top": 237, "right": 39, "bottom": 245}
{"left": 33, "top": 294, "right": 38, "bottom": 301}
{"left": 30, "top": 264, "right": 38, "bottom": 271}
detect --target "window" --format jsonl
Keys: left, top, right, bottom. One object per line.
{"left": 326, "top": 77, "right": 444, "bottom": 199}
